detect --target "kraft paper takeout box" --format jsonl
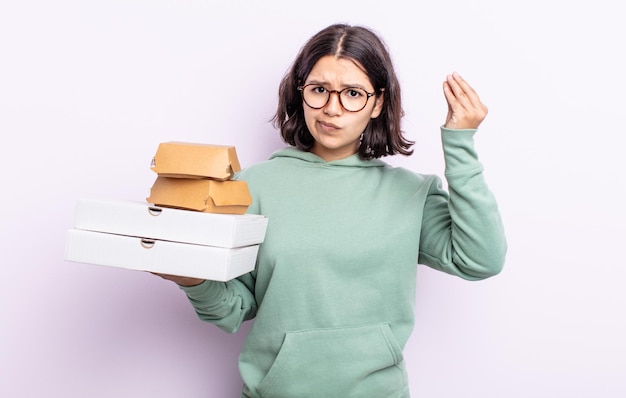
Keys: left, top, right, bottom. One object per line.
{"left": 73, "top": 198, "right": 268, "bottom": 248}
{"left": 147, "top": 177, "right": 252, "bottom": 214}
{"left": 150, "top": 142, "right": 241, "bottom": 180}
{"left": 65, "top": 229, "right": 259, "bottom": 281}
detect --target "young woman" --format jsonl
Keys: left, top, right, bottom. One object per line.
{"left": 158, "top": 23, "right": 507, "bottom": 398}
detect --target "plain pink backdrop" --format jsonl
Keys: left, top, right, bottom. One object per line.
{"left": 1, "top": 1, "right": 624, "bottom": 397}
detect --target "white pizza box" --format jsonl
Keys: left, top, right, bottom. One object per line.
{"left": 73, "top": 198, "right": 268, "bottom": 248}
{"left": 65, "top": 229, "right": 259, "bottom": 281}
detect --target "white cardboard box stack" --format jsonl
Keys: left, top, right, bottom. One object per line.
{"left": 65, "top": 143, "right": 268, "bottom": 281}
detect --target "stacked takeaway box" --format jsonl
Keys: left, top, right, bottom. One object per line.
{"left": 65, "top": 143, "right": 268, "bottom": 282}
{"left": 147, "top": 142, "right": 252, "bottom": 214}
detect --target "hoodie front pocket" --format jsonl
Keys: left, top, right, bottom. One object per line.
{"left": 257, "top": 323, "right": 406, "bottom": 398}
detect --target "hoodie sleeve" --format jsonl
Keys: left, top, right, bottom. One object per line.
{"left": 178, "top": 272, "right": 257, "bottom": 333}
{"left": 417, "top": 127, "right": 507, "bottom": 280}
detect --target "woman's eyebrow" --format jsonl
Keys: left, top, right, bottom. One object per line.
{"left": 304, "top": 79, "right": 368, "bottom": 90}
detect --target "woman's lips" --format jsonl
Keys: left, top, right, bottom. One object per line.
{"left": 319, "top": 121, "right": 340, "bottom": 132}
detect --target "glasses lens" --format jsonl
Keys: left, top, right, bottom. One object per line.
{"left": 302, "top": 85, "right": 328, "bottom": 109}
{"left": 340, "top": 88, "right": 368, "bottom": 112}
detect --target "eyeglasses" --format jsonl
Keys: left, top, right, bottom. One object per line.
{"left": 297, "top": 84, "right": 376, "bottom": 112}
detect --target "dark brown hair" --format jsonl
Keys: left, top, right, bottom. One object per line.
{"left": 272, "top": 23, "right": 414, "bottom": 160}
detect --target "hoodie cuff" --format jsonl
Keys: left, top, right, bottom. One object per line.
{"left": 179, "top": 280, "right": 227, "bottom": 303}
{"left": 440, "top": 126, "right": 482, "bottom": 176}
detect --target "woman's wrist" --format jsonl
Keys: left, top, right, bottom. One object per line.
{"left": 176, "top": 277, "right": 206, "bottom": 287}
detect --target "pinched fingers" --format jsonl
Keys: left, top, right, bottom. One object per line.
{"left": 446, "top": 72, "right": 479, "bottom": 105}
{"left": 443, "top": 72, "right": 488, "bottom": 130}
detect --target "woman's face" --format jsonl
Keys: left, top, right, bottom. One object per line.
{"left": 302, "top": 55, "right": 384, "bottom": 161}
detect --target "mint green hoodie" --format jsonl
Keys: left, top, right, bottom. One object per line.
{"left": 181, "top": 127, "right": 506, "bottom": 397}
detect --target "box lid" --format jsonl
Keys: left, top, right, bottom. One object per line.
{"left": 73, "top": 198, "right": 268, "bottom": 248}
{"left": 150, "top": 142, "right": 241, "bottom": 180}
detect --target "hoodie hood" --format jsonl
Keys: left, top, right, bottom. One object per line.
{"left": 268, "top": 147, "right": 387, "bottom": 168}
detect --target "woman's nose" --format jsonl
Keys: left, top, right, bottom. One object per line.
{"left": 323, "top": 91, "right": 343, "bottom": 115}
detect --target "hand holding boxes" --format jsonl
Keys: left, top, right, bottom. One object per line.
{"left": 65, "top": 143, "right": 267, "bottom": 281}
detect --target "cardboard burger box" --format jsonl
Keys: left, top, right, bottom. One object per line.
{"left": 147, "top": 177, "right": 252, "bottom": 215}
{"left": 150, "top": 142, "right": 241, "bottom": 180}
{"left": 65, "top": 198, "right": 269, "bottom": 281}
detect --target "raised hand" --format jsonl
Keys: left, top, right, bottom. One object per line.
{"left": 443, "top": 72, "right": 488, "bottom": 130}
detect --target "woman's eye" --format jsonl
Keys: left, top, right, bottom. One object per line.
{"left": 347, "top": 89, "right": 362, "bottom": 98}
{"left": 312, "top": 86, "right": 326, "bottom": 94}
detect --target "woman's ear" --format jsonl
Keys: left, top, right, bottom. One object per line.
{"left": 371, "top": 90, "right": 384, "bottom": 119}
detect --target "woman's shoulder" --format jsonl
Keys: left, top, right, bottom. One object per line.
{"left": 234, "top": 147, "right": 299, "bottom": 181}
{"left": 380, "top": 162, "right": 436, "bottom": 184}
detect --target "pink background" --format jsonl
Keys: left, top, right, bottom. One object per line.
{"left": 2, "top": 1, "right": 624, "bottom": 397}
